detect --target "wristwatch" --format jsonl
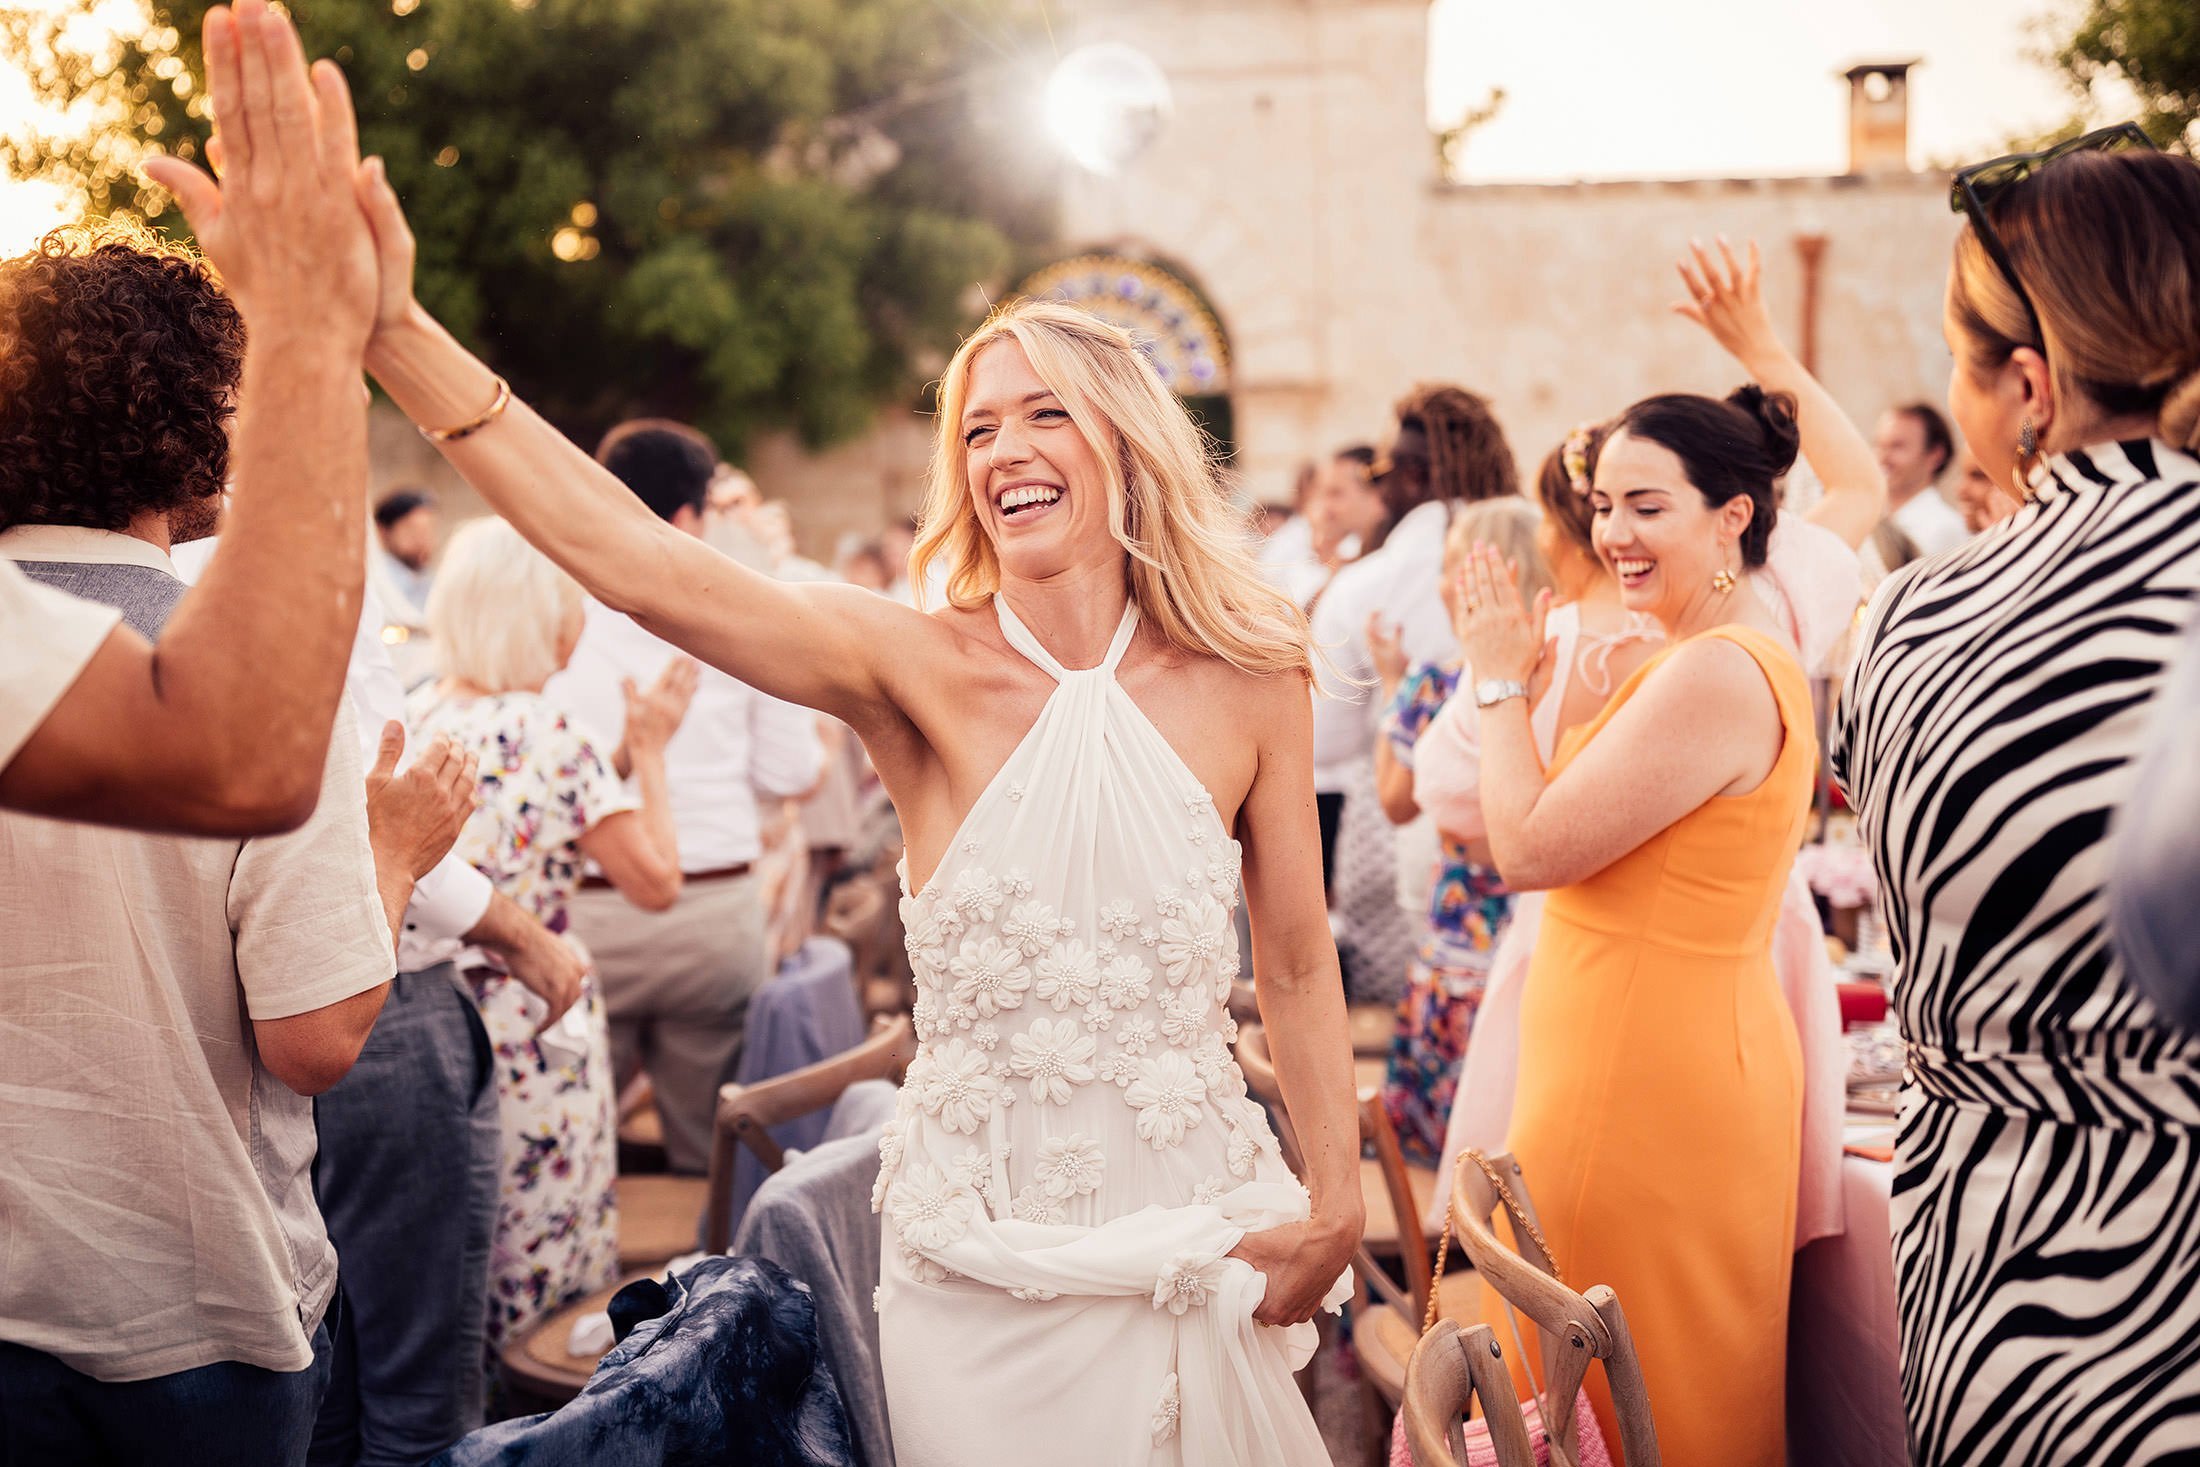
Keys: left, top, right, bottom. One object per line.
{"left": 1473, "top": 678, "right": 1527, "bottom": 709}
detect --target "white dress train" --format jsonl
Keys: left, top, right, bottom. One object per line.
{"left": 874, "top": 596, "right": 1348, "bottom": 1466}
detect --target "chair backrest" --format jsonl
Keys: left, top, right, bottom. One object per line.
{"left": 703, "top": 1013, "right": 915, "bottom": 1253}
{"left": 1448, "top": 1151, "right": 1660, "bottom": 1467}
{"left": 1404, "top": 1319, "right": 1538, "bottom": 1467}
{"left": 1362, "top": 1089, "right": 1433, "bottom": 1324}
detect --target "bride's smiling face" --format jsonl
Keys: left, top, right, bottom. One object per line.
{"left": 960, "top": 340, "right": 1117, "bottom": 581}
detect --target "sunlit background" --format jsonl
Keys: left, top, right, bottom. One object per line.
{"left": 0, "top": 0, "right": 2116, "bottom": 253}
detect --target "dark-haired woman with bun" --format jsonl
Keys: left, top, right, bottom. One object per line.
{"left": 1833, "top": 137, "right": 2200, "bottom": 1465}
{"left": 1456, "top": 379, "right": 1819, "bottom": 1463}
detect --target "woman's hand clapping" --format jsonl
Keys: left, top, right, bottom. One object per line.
{"left": 1454, "top": 543, "right": 1549, "bottom": 686}
{"left": 620, "top": 659, "right": 700, "bottom": 766}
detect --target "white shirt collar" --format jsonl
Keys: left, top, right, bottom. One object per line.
{"left": 0, "top": 523, "right": 179, "bottom": 576}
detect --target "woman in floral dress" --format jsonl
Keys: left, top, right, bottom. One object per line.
{"left": 1368, "top": 499, "right": 1552, "bottom": 1161}
{"left": 410, "top": 517, "right": 692, "bottom": 1362}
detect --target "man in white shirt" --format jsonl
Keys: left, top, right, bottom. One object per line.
{"left": 1309, "top": 386, "right": 1516, "bottom": 995}
{"left": 548, "top": 420, "right": 825, "bottom": 1174}
{"left": 173, "top": 533, "right": 590, "bottom": 1463}
{"left": 0, "top": 514, "right": 396, "bottom": 1465}
{"left": 1874, "top": 402, "right": 1970, "bottom": 558}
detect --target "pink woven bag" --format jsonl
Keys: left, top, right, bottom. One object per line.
{"left": 1387, "top": 1387, "right": 1613, "bottom": 1467}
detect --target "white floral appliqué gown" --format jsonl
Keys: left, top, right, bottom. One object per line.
{"left": 874, "top": 597, "right": 1349, "bottom": 1466}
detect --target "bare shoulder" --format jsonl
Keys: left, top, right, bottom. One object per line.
{"left": 1634, "top": 633, "right": 1782, "bottom": 725}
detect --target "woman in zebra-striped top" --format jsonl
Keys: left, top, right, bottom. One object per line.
{"left": 1833, "top": 140, "right": 2200, "bottom": 1465}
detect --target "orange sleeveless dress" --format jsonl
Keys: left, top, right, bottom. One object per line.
{"left": 1483, "top": 625, "right": 1810, "bottom": 1465}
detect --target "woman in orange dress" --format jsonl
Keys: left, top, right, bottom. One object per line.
{"left": 1455, "top": 382, "right": 1815, "bottom": 1465}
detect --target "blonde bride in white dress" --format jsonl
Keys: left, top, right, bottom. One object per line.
{"left": 346, "top": 161, "right": 1362, "bottom": 1466}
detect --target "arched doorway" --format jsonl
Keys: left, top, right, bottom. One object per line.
{"left": 1015, "top": 252, "right": 1235, "bottom": 460}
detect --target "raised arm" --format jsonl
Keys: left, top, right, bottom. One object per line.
{"left": 1675, "top": 237, "right": 1887, "bottom": 551}
{"left": 1230, "top": 673, "right": 1363, "bottom": 1325}
{"left": 2, "top": 1, "right": 380, "bottom": 835}
{"left": 350, "top": 164, "right": 914, "bottom": 727}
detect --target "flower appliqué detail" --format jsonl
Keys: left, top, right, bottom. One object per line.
{"left": 1034, "top": 940, "right": 1100, "bottom": 1011}
{"left": 1152, "top": 1373, "right": 1182, "bottom": 1445}
{"left": 888, "top": 1160, "right": 976, "bottom": 1253}
{"left": 1033, "top": 1132, "right": 1106, "bottom": 1199}
{"left": 914, "top": 1039, "right": 1000, "bottom": 1134}
{"left": 1152, "top": 1255, "right": 1213, "bottom": 1315}
{"left": 1008, "top": 1016, "right": 1097, "bottom": 1105}
{"left": 1125, "top": 1051, "right": 1208, "bottom": 1149}
{"left": 949, "top": 935, "right": 1031, "bottom": 1018}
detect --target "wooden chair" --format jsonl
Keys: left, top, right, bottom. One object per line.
{"left": 1403, "top": 1319, "right": 1538, "bottom": 1467}
{"left": 1450, "top": 1151, "right": 1660, "bottom": 1467}
{"left": 499, "top": 1015, "right": 917, "bottom": 1409}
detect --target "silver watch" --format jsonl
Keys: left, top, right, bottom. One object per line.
{"left": 1473, "top": 677, "right": 1527, "bottom": 708}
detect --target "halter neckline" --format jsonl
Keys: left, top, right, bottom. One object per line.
{"left": 993, "top": 594, "right": 1139, "bottom": 680}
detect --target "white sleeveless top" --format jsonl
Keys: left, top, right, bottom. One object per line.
{"left": 873, "top": 595, "right": 1345, "bottom": 1466}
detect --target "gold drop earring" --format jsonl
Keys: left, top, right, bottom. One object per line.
{"left": 1711, "top": 544, "right": 1737, "bottom": 595}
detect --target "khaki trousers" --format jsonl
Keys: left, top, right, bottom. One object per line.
{"left": 567, "top": 873, "right": 768, "bottom": 1174}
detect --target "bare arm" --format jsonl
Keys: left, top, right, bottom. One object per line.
{"left": 1230, "top": 675, "right": 1363, "bottom": 1325}
{"left": 1675, "top": 237, "right": 1887, "bottom": 552}
{"left": 350, "top": 169, "right": 917, "bottom": 726}
{"left": 35, "top": 0, "right": 385, "bottom": 835}
{"left": 466, "top": 889, "right": 586, "bottom": 1028}
{"left": 254, "top": 985, "right": 391, "bottom": 1097}
{"left": 1374, "top": 738, "right": 1419, "bottom": 825}
{"left": 577, "top": 756, "right": 682, "bottom": 912}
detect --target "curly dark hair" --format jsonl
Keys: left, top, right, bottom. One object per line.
{"left": 0, "top": 219, "right": 244, "bottom": 534}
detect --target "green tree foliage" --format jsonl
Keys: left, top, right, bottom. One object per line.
{"left": 2038, "top": 0, "right": 2200, "bottom": 151}
{"left": 1, "top": 0, "right": 1061, "bottom": 453}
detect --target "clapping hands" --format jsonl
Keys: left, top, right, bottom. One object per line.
{"left": 364, "top": 721, "right": 477, "bottom": 881}
{"left": 619, "top": 658, "right": 700, "bottom": 769}
{"left": 1452, "top": 542, "right": 1549, "bottom": 686}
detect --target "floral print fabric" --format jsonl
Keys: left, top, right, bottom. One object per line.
{"left": 408, "top": 688, "right": 636, "bottom": 1356}
{"left": 1380, "top": 663, "right": 1512, "bottom": 1163}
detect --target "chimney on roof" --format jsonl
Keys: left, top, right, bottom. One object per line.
{"left": 1842, "top": 60, "right": 1920, "bottom": 175}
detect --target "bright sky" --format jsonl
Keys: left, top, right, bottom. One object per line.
{"left": 0, "top": 0, "right": 2110, "bottom": 251}
{"left": 1428, "top": 0, "right": 2103, "bottom": 181}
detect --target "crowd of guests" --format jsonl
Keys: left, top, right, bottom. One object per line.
{"left": 1, "top": 5, "right": 2197, "bottom": 1464}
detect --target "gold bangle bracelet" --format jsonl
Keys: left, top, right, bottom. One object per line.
{"left": 418, "top": 376, "right": 512, "bottom": 444}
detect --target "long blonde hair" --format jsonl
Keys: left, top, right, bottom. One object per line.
{"left": 912, "top": 299, "right": 1313, "bottom": 681}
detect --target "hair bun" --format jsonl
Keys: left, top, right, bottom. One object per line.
{"left": 1724, "top": 385, "right": 1802, "bottom": 480}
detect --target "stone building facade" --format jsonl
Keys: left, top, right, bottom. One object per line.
{"left": 390, "top": 1, "right": 1964, "bottom": 553}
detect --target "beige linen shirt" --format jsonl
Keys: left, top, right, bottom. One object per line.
{"left": 0, "top": 553, "right": 121, "bottom": 767}
{"left": 0, "top": 525, "right": 393, "bottom": 1382}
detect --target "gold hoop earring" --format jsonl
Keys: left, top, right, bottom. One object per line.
{"left": 1711, "top": 567, "right": 1737, "bottom": 595}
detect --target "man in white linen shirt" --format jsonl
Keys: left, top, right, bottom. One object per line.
{"left": 549, "top": 419, "right": 825, "bottom": 1174}
{"left": 0, "top": 514, "right": 396, "bottom": 1466}
{"left": 1874, "top": 402, "right": 1969, "bottom": 558}
{"left": 1309, "top": 387, "right": 1517, "bottom": 995}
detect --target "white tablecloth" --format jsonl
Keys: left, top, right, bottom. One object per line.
{"left": 1788, "top": 1149, "right": 1906, "bottom": 1465}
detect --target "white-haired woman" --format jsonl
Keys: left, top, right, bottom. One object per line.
{"left": 357, "top": 162, "right": 1358, "bottom": 1461}
{"left": 410, "top": 516, "right": 694, "bottom": 1365}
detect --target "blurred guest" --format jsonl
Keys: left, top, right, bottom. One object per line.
{"left": 548, "top": 421, "right": 824, "bottom": 1176}
{"left": 373, "top": 487, "right": 439, "bottom": 617}
{"left": 1313, "top": 386, "right": 1517, "bottom": 999}
{"left": 1950, "top": 445, "right": 2019, "bottom": 533}
{"left": 835, "top": 533, "right": 894, "bottom": 594}
{"left": 1267, "top": 447, "right": 1383, "bottom": 616}
{"left": 1368, "top": 497, "right": 1550, "bottom": 1161}
{"left": 411, "top": 517, "right": 692, "bottom": 1362}
{"left": 0, "top": 309, "right": 410, "bottom": 1467}
{"left": 1835, "top": 137, "right": 2200, "bottom": 1464}
{"left": 1255, "top": 461, "right": 1319, "bottom": 567}
{"left": 1874, "top": 402, "right": 1967, "bottom": 556}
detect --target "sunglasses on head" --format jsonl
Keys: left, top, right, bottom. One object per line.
{"left": 1949, "top": 122, "right": 2156, "bottom": 352}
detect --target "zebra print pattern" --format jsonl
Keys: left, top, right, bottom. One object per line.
{"left": 1832, "top": 439, "right": 2200, "bottom": 1466}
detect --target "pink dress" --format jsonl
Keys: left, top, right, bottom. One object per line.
{"left": 1416, "top": 519, "right": 1858, "bottom": 1248}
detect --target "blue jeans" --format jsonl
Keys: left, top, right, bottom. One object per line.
{"left": 0, "top": 1322, "right": 331, "bottom": 1466}
{"left": 309, "top": 965, "right": 500, "bottom": 1467}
